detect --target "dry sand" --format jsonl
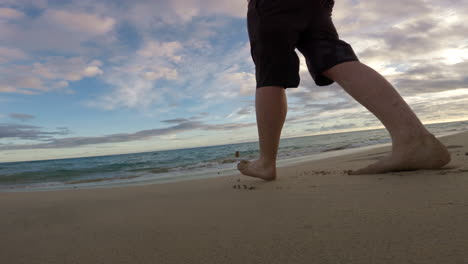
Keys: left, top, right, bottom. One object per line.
{"left": 1, "top": 131, "right": 467, "bottom": 264}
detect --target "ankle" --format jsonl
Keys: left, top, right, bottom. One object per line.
{"left": 392, "top": 130, "right": 433, "bottom": 145}
{"left": 259, "top": 157, "right": 276, "bottom": 168}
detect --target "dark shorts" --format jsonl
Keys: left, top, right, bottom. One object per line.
{"left": 247, "top": 0, "right": 360, "bottom": 88}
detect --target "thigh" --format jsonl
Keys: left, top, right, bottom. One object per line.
{"left": 247, "top": 0, "right": 311, "bottom": 89}
{"left": 296, "top": 1, "right": 360, "bottom": 86}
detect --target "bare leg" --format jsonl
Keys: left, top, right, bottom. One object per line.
{"left": 322, "top": 61, "right": 451, "bottom": 174}
{"left": 237, "top": 86, "right": 287, "bottom": 180}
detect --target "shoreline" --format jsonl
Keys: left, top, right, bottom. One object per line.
{"left": 2, "top": 130, "right": 466, "bottom": 193}
{"left": 0, "top": 140, "right": 394, "bottom": 193}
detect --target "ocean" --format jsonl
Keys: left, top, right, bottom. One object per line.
{"left": 1, "top": 120, "right": 467, "bottom": 191}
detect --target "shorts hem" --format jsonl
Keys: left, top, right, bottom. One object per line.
{"left": 256, "top": 83, "right": 299, "bottom": 89}
{"left": 315, "top": 58, "right": 360, "bottom": 86}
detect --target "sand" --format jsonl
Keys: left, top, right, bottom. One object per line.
{"left": 1, "top": 131, "right": 467, "bottom": 264}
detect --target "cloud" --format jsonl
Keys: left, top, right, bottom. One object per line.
{"left": 0, "top": 0, "right": 47, "bottom": 9}
{"left": 125, "top": 0, "right": 246, "bottom": 28}
{"left": 143, "top": 67, "right": 178, "bottom": 81}
{"left": 317, "top": 123, "right": 361, "bottom": 132}
{"left": 9, "top": 113, "right": 35, "bottom": 122}
{"left": 0, "top": 119, "right": 255, "bottom": 150}
{"left": 219, "top": 70, "right": 255, "bottom": 97}
{"left": 0, "top": 123, "right": 70, "bottom": 141}
{"left": 137, "top": 41, "right": 183, "bottom": 62}
{"left": 83, "top": 1, "right": 251, "bottom": 111}
{"left": 161, "top": 118, "right": 191, "bottom": 124}
{"left": 0, "top": 6, "right": 116, "bottom": 53}
{"left": 403, "top": 89, "right": 468, "bottom": 122}
{"left": 82, "top": 65, "right": 103, "bottom": 77}
{"left": 236, "top": 105, "right": 253, "bottom": 116}
{"left": 185, "top": 41, "right": 254, "bottom": 101}
{"left": 85, "top": 40, "right": 183, "bottom": 110}
{"left": 387, "top": 61, "right": 468, "bottom": 96}
{"left": 0, "top": 46, "right": 27, "bottom": 63}
{"left": 44, "top": 9, "right": 116, "bottom": 35}
{"left": 0, "top": 57, "right": 103, "bottom": 94}
{"left": 0, "top": 7, "right": 25, "bottom": 20}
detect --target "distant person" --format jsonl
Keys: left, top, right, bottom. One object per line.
{"left": 238, "top": 0, "right": 451, "bottom": 180}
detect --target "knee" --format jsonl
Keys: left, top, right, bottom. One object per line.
{"left": 322, "top": 61, "right": 360, "bottom": 81}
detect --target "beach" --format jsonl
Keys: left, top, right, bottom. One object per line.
{"left": 1, "top": 131, "right": 467, "bottom": 264}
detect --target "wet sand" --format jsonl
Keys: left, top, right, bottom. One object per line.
{"left": 1, "top": 131, "right": 467, "bottom": 264}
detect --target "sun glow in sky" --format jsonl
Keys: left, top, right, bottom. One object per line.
{"left": 440, "top": 48, "right": 468, "bottom": 65}
{"left": 1, "top": 0, "right": 467, "bottom": 162}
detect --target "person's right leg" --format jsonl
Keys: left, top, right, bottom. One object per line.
{"left": 322, "top": 61, "right": 451, "bottom": 174}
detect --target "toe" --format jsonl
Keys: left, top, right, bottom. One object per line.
{"left": 349, "top": 169, "right": 365, "bottom": 175}
{"left": 237, "top": 160, "right": 249, "bottom": 171}
{"left": 348, "top": 164, "right": 378, "bottom": 175}
{"left": 351, "top": 166, "right": 376, "bottom": 175}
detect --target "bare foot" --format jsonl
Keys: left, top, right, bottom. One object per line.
{"left": 350, "top": 134, "right": 451, "bottom": 175}
{"left": 237, "top": 159, "right": 277, "bottom": 181}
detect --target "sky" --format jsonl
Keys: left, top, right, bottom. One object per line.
{"left": 0, "top": 0, "right": 467, "bottom": 163}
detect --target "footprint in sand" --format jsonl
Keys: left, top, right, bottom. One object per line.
{"left": 438, "top": 169, "right": 468, "bottom": 175}
{"left": 232, "top": 184, "right": 256, "bottom": 190}
{"left": 447, "top": 145, "right": 464, "bottom": 149}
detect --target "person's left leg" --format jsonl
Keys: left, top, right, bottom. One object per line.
{"left": 237, "top": 86, "right": 287, "bottom": 181}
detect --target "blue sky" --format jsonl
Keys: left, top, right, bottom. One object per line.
{"left": 1, "top": 0, "right": 468, "bottom": 162}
